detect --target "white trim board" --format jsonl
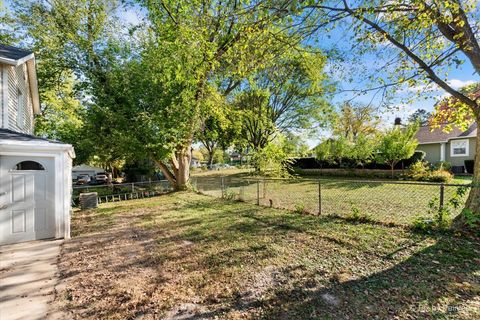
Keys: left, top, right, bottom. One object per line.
{"left": 2, "top": 65, "right": 9, "bottom": 128}
{"left": 450, "top": 139, "right": 469, "bottom": 157}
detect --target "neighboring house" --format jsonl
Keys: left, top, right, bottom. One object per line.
{"left": 415, "top": 123, "right": 477, "bottom": 172}
{"left": 190, "top": 156, "right": 200, "bottom": 168}
{"left": 0, "top": 44, "right": 75, "bottom": 245}
{"left": 72, "top": 164, "right": 105, "bottom": 180}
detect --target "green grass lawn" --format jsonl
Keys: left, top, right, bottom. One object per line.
{"left": 55, "top": 192, "right": 479, "bottom": 319}
{"left": 193, "top": 176, "right": 472, "bottom": 227}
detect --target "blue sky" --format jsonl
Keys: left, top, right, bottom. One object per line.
{"left": 308, "top": 21, "right": 479, "bottom": 124}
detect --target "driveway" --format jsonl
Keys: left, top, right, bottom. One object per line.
{"left": 0, "top": 240, "right": 63, "bottom": 320}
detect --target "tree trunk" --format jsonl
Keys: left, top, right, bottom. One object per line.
{"left": 207, "top": 149, "right": 214, "bottom": 167}
{"left": 454, "top": 125, "right": 480, "bottom": 232}
{"left": 152, "top": 146, "right": 192, "bottom": 191}
{"left": 155, "top": 160, "right": 177, "bottom": 187}
{"left": 176, "top": 147, "right": 191, "bottom": 190}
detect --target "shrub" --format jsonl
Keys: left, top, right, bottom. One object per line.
{"left": 406, "top": 161, "right": 429, "bottom": 180}
{"left": 251, "top": 142, "right": 292, "bottom": 178}
{"left": 433, "top": 161, "right": 451, "bottom": 171}
{"left": 427, "top": 169, "right": 453, "bottom": 183}
{"left": 406, "top": 161, "right": 453, "bottom": 183}
{"left": 461, "top": 208, "right": 480, "bottom": 229}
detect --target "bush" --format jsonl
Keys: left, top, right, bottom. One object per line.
{"left": 406, "top": 161, "right": 453, "bottom": 183}
{"left": 251, "top": 142, "right": 292, "bottom": 177}
{"left": 433, "top": 161, "right": 451, "bottom": 171}
{"left": 427, "top": 170, "right": 453, "bottom": 183}
{"left": 406, "top": 161, "right": 429, "bottom": 180}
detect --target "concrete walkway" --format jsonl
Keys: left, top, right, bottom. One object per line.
{"left": 0, "top": 240, "right": 62, "bottom": 320}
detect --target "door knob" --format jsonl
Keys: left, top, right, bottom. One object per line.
{"left": 0, "top": 204, "right": 7, "bottom": 209}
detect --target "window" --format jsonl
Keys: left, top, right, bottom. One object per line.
{"left": 13, "top": 161, "right": 45, "bottom": 170}
{"left": 451, "top": 139, "right": 469, "bottom": 157}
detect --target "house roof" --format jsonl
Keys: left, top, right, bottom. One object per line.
{"left": 0, "top": 44, "right": 40, "bottom": 115}
{"left": 0, "top": 44, "right": 34, "bottom": 65}
{"left": 72, "top": 165, "right": 104, "bottom": 172}
{"left": 0, "top": 128, "right": 63, "bottom": 144}
{"left": 415, "top": 123, "right": 477, "bottom": 144}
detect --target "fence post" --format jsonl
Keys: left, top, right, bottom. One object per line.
{"left": 221, "top": 177, "right": 225, "bottom": 198}
{"left": 263, "top": 179, "right": 266, "bottom": 198}
{"left": 439, "top": 183, "right": 445, "bottom": 209}
{"left": 256, "top": 180, "right": 260, "bottom": 205}
{"left": 131, "top": 183, "right": 135, "bottom": 193}
{"left": 318, "top": 179, "right": 322, "bottom": 215}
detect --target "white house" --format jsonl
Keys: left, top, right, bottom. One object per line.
{"left": 0, "top": 44, "right": 75, "bottom": 245}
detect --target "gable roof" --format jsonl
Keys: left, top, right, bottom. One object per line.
{"left": 0, "top": 44, "right": 40, "bottom": 115}
{"left": 415, "top": 123, "right": 477, "bottom": 144}
{"left": 0, "top": 128, "right": 63, "bottom": 144}
{"left": 72, "top": 165, "right": 104, "bottom": 172}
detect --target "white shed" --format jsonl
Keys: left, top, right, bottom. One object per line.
{"left": 0, "top": 44, "right": 75, "bottom": 245}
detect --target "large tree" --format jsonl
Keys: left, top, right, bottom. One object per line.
{"left": 307, "top": 0, "right": 480, "bottom": 230}
{"left": 10, "top": 0, "right": 302, "bottom": 189}
{"left": 195, "top": 109, "right": 240, "bottom": 167}
{"left": 332, "top": 101, "right": 380, "bottom": 141}
{"left": 10, "top": 0, "right": 126, "bottom": 167}
{"left": 235, "top": 50, "right": 330, "bottom": 151}
{"left": 114, "top": 0, "right": 302, "bottom": 189}
{"left": 34, "top": 75, "right": 90, "bottom": 164}
{"left": 408, "top": 109, "right": 432, "bottom": 126}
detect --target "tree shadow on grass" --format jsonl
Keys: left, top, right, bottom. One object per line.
{"left": 249, "top": 235, "right": 480, "bottom": 319}
{"left": 160, "top": 235, "right": 478, "bottom": 319}
{"left": 61, "top": 194, "right": 479, "bottom": 319}
{"left": 150, "top": 199, "right": 478, "bottom": 319}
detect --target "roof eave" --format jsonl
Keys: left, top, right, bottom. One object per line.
{"left": 417, "top": 136, "right": 476, "bottom": 145}
{"left": 0, "top": 53, "right": 34, "bottom": 66}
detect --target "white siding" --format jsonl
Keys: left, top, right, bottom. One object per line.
{"left": 7, "top": 64, "right": 34, "bottom": 134}
{"left": 0, "top": 65, "right": 3, "bottom": 127}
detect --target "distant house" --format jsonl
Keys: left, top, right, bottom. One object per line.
{"left": 72, "top": 164, "right": 105, "bottom": 179}
{"left": 229, "top": 152, "right": 242, "bottom": 162}
{"left": 415, "top": 123, "right": 476, "bottom": 172}
{"left": 190, "top": 156, "right": 200, "bottom": 168}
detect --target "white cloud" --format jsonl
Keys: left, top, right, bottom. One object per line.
{"left": 446, "top": 79, "right": 476, "bottom": 89}
{"left": 380, "top": 103, "right": 417, "bottom": 127}
{"left": 404, "top": 79, "right": 477, "bottom": 99}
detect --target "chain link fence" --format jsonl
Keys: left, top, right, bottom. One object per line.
{"left": 191, "top": 176, "right": 473, "bottom": 226}
{"left": 72, "top": 180, "right": 172, "bottom": 206}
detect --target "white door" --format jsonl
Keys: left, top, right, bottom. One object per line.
{"left": 0, "top": 156, "right": 55, "bottom": 245}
